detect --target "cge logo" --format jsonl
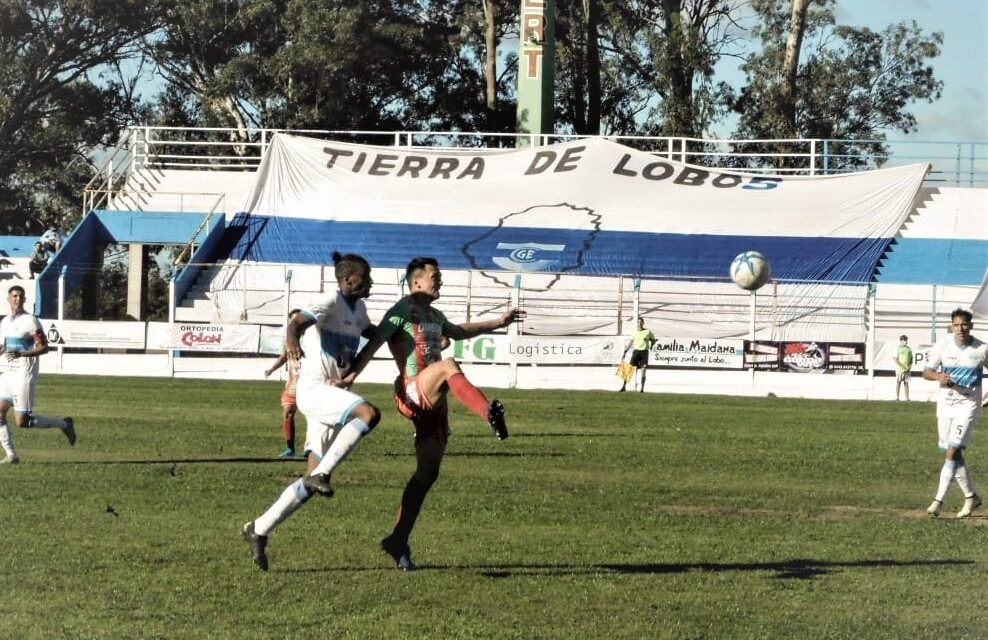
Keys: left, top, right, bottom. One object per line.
{"left": 493, "top": 242, "right": 565, "bottom": 271}
{"left": 509, "top": 247, "right": 539, "bottom": 263}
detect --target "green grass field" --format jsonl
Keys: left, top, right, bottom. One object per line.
{"left": 0, "top": 374, "right": 985, "bottom": 640}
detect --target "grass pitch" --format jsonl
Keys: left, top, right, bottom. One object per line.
{"left": 0, "top": 374, "right": 985, "bottom": 640}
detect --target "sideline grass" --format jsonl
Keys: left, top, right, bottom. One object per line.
{"left": 0, "top": 374, "right": 985, "bottom": 639}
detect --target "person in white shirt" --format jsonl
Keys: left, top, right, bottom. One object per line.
{"left": 923, "top": 308, "right": 986, "bottom": 518}
{"left": 0, "top": 285, "right": 76, "bottom": 464}
{"left": 242, "top": 252, "right": 382, "bottom": 571}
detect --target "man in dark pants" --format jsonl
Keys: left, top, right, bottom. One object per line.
{"left": 620, "top": 316, "right": 655, "bottom": 393}
{"left": 345, "top": 256, "right": 525, "bottom": 570}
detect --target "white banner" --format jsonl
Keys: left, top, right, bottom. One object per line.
{"left": 259, "top": 325, "right": 285, "bottom": 355}
{"left": 171, "top": 323, "right": 260, "bottom": 352}
{"left": 650, "top": 337, "right": 745, "bottom": 369}
{"left": 40, "top": 319, "right": 146, "bottom": 349}
{"left": 508, "top": 336, "right": 620, "bottom": 364}
{"left": 451, "top": 335, "right": 621, "bottom": 364}
{"left": 247, "top": 135, "right": 927, "bottom": 241}
{"left": 873, "top": 340, "right": 935, "bottom": 373}
{"left": 146, "top": 322, "right": 172, "bottom": 351}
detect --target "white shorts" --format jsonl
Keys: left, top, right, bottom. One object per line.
{"left": 937, "top": 413, "right": 977, "bottom": 450}
{"left": 0, "top": 370, "right": 36, "bottom": 413}
{"left": 296, "top": 381, "right": 365, "bottom": 460}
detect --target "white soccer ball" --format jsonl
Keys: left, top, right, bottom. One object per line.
{"left": 730, "top": 251, "right": 771, "bottom": 291}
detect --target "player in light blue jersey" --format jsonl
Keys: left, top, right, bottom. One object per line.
{"left": 922, "top": 308, "right": 987, "bottom": 518}
{"left": 242, "top": 252, "right": 383, "bottom": 571}
{"left": 0, "top": 285, "right": 76, "bottom": 464}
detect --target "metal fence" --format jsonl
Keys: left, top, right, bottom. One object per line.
{"left": 86, "top": 126, "right": 988, "bottom": 191}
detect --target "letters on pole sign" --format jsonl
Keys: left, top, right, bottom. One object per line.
{"left": 40, "top": 319, "right": 146, "bottom": 350}
{"left": 171, "top": 323, "right": 260, "bottom": 353}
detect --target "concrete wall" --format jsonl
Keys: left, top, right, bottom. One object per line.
{"left": 41, "top": 351, "right": 943, "bottom": 404}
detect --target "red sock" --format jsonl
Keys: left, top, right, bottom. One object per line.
{"left": 447, "top": 373, "right": 490, "bottom": 419}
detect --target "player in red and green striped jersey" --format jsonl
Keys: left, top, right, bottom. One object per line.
{"left": 345, "top": 256, "right": 524, "bottom": 570}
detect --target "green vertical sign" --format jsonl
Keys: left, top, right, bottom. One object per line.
{"left": 516, "top": 0, "right": 555, "bottom": 146}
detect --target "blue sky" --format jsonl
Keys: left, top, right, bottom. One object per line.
{"left": 837, "top": 0, "right": 987, "bottom": 141}
{"left": 128, "top": 1, "right": 984, "bottom": 143}
{"left": 709, "top": 0, "right": 986, "bottom": 141}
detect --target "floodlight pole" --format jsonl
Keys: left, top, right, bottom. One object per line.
{"left": 749, "top": 289, "right": 757, "bottom": 341}
{"left": 57, "top": 266, "right": 67, "bottom": 371}
{"left": 283, "top": 268, "right": 293, "bottom": 321}
{"left": 866, "top": 283, "right": 877, "bottom": 385}
{"left": 509, "top": 274, "right": 521, "bottom": 389}
{"left": 168, "top": 277, "right": 175, "bottom": 377}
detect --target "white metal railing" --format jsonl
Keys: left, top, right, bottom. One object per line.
{"left": 116, "top": 125, "right": 987, "bottom": 186}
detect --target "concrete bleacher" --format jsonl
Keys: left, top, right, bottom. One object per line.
{"left": 876, "top": 187, "right": 988, "bottom": 285}
{"left": 109, "top": 167, "right": 258, "bottom": 215}
{"left": 0, "top": 236, "right": 47, "bottom": 294}
{"left": 871, "top": 186, "right": 986, "bottom": 342}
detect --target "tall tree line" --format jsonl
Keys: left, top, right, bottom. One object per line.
{"left": 0, "top": 0, "right": 943, "bottom": 234}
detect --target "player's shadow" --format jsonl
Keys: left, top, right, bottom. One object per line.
{"left": 71, "top": 457, "right": 299, "bottom": 465}
{"left": 458, "top": 432, "right": 613, "bottom": 438}
{"left": 286, "top": 558, "right": 973, "bottom": 580}
{"left": 464, "top": 558, "right": 974, "bottom": 581}
{"left": 381, "top": 451, "right": 564, "bottom": 458}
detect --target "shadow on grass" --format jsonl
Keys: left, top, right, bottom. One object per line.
{"left": 282, "top": 558, "right": 973, "bottom": 581}
{"left": 456, "top": 433, "right": 613, "bottom": 438}
{"left": 43, "top": 450, "right": 564, "bottom": 465}
{"left": 472, "top": 558, "right": 975, "bottom": 581}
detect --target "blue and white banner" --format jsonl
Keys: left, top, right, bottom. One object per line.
{"left": 233, "top": 134, "right": 928, "bottom": 289}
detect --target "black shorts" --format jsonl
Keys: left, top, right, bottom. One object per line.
{"left": 630, "top": 349, "right": 649, "bottom": 367}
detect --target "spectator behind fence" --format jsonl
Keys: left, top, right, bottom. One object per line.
{"left": 39, "top": 226, "right": 63, "bottom": 253}
{"left": 28, "top": 242, "right": 49, "bottom": 279}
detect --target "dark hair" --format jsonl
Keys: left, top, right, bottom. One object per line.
{"left": 899, "top": 334, "right": 908, "bottom": 341}
{"left": 406, "top": 256, "right": 439, "bottom": 282}
{"left": 8, "top": 285, "right": 25, "bottom": 296}
{"left": 331, "top": 251, "right": 369, "bottom": 281}
{"left": 951, "top": 308, "right": 973, "bottom": 324}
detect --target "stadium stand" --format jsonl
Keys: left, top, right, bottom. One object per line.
{"left": 23, "top": 128, "right": 984, "bottom": 399}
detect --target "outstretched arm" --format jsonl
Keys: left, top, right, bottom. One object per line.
{"left": 445, "top": 307, "right": 526, "bottom": 341}
{"left": 265, "top": 353, "right": 288, "bottom": 377}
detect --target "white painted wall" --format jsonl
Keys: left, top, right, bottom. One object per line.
{"left": 42, "top": 351, "right": 942, "bottom": 404}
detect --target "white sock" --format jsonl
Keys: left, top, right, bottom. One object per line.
{"left": 310, "top": 419, "right": 371, "bottom": 477}
{"left": 27, "top": 415, "right": 67, "bottom": 429}
{"left": 254, "top": 479, "right": 311, "bottom": 536}
{"left": 954, "top": 464, "right": 977, "bottom": 498}
{"left": 935, "top": 460, "right": 957, "bottom": 502}
{"left": 0, "top": 421, "right": 16, "bottom": 457}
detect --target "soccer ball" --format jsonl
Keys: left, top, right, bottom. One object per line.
{"left": 730, "top": 251, "right": 771, "bottom": 291}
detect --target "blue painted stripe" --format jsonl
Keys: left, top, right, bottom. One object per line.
{"left": 878, "top": 238, "right": 988, "bottom": 285}
{"left": 220, "top": 213, "right": 894, "bottom": 283}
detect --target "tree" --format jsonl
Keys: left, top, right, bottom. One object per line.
{"left": 0, "top": 0, "right": 159, "bottom": 234}
{"left": 734, "top": 0, "right": 943, "bottom": 168}
{"left": 141, "top": 0, "right": 286, "bottom": 146}
{"left": 554, "top": 0, "right": 743, "bottom": 137}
